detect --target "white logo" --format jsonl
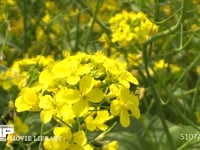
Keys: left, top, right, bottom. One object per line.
{"left": 0, "top": 125, "right": 14, "bottom": 141}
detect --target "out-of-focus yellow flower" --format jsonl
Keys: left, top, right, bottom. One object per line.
{"left": 103, "top": 141, "right": 119, "bottom": 150}
{"left": 0, "top": 12, "right": 6, "bottom": 22}
{"left": 195, "top": 112, "right": 200, "bottom": 124}
{"left": 1, "top": 0, "right": 16, "bottom": 5}
{"left": 8, "top": 100, "right": 15, "bottom": 109}
{"left": 10, "top": 18, "right": 23, "bottom": 35}
{"left": 191, "top": 24, "right": 198, "bottom": 31}
{"left": 110, "top": 88, "right": 140, "bottom": 127}
{"left": 36, "top": 27, "right": 46, "bottom": 41}
{"left": 42, "top": 12, "right": 51, "bottom": 24}
{"left": 6, "top": 133, "right": 16, "bottom": 148}
{"left": 109, "top": 10, "right": 158, "bottom": 46}
{"left": 154, "top": 59, "right": 168, "bottom": 70}
{"left": 161, "top": 5, "right": 172, "bottom": 16}
{"left": 45, "top": 1, "right": 57, "bottom": 10}
{"left": 6, "top": 116, "right": 29, "bottom": 147}
{"left": 169, "top": 64, "right": 181, "bottom": 73}
{"left": 196, "top": 65, "right": 200, "bottom": 76}
{"left": 13, "top": 116, "right": 29, "bottom": 134}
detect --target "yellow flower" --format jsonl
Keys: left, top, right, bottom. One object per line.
{"left": 13, "top": 116, "right": 29, "bottom": 134}
{"left": 39, "top": 92, "right": 75, "bottom": 124}
{"left": 52, "top": 59, "right": 91, "bottom": 85}
{"left": 169, "top": 64, "right": 181, "bottom": 73}
{"left": 103, "top": 141, "right": 119, "bottom": 150}
{"left": 154, "top": 59, "right": 168, "bottom": 70}
{"left": 118, "top": 71, "right": 139, "bottom": 88}
{"left": 42, "top": 12, "right": 51, "bottom": 24}
{"left": 43, "top": 127, "right": 72, "bottom": 150}
{"left": 110, "top": 88, "right": 140, "bottom": 127}
{"left": 195, "top": 112, "right": 200, "bottom": 124}
{"left": 39, "top": 95, "right": 55, "bottom": 123}
{"left": 68, "top": 130, "right": 87, "bottom": 150}
{"left": 64, "top": 76, "right": 104, "bottom": 117}
{"left": 39, "top": 70, "right": 53, "bottom": 85}
{"left": 109, "top": 10, "right": 158, "bottom": 46}
{"left": 44, "top": 127, "right": 89, "bottom": 150}
{"left": 15, "top": 87, "right": 40, "bottom": 112}
{"left": 6, "top": 133, "right": 17, "bottom": 148}
{"left": 6, "top": 116, "right": 29, "bottom": 147}
{"left": 85, "top": 110, "right": 112, "bottom": 131}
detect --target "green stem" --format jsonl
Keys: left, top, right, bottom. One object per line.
{"left": 191, "top": 76, "right": 200, "bottom": 111}
{"left": 77, "top": 0, "right": 109, "bottom": 33}
{"left": 141, "top": 1, "right": 185, "bottom": 148}
{"left": 83, "top": 0, "right": 101, "bottom": 51}
{"left": 172, "top": 54, "right": 200, "bottom": 91}
{"left": 38, "top": 122, "right": 44, "bottom": 150}
{"left": 1, "top": 18, "right": 9, "bottom": 60}
{"left": 143, "top": 44, "right": 175, "bottom": 149}
{"left": 154, "top": 0, "right": 160, "bottom": 22}
{"left": 144, "top": 0, "right": 183, "bottom": 46}
{"left": 169, "top": 105, "right": 200, "bottom": 132}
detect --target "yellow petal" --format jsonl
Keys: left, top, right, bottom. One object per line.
{"left": 120, "top": 88, "right": 132, "bottom": 104}
{"left": 97, "top": 124, "right": 108, "bottom": 131}
{"left": 84, "top": 144, "right": 94, "bottom": 150}
{"left": 40, "top": 110, "right": 53, "bottom": 124}
{"left": 54, "top": 127, "right": 72, "bottom": 139}
{"left": 39, "top": 70, "right": 53, "bottom": 85}
{"left": 129, "top": 104, "right": 141, "bottom": 119}
{"left": 73, "top": 131, "right": 87, "bottom": 146}
{"left": 63, "top": 89, "right": 80, "bottom": 104}
{"left": 15, "top": 96, "right": 31, "bottom": 112}
{"left": 23, "top": 88, "right": 38, "bottom": 105}
{"left": 77, "top": 64, "right": 92, "bottom": 75}
{"left": 52, "top": 59, "right": 69, "bottom": 78}
{"left": 96, "top": 110, "right": 111, "bottom": 123}
{"left": 67, "top": 76, "right": 80, "bottom": 85}
{"left": 79, "top": 76, "right": 94, "bottom": 94}
{"left": 69, "top": 144, "right": 83, "bottom": 150}
{"left": 120, "top": 71, "right": 139, "bottom": 85}
{"left": 73, "top": 100, "right": 88, "bottom": 117}
{"left": 110, "top": 100, "right": 120, "bottom": 116}
{"left": 39, "top": 95, "right": 53, "bottom": 109}
{"left": 85, "top": 116, "right": 96, "bottom": 131}
{"left": 87, "top": 88, "right": 104, "bottom": 103}
{"left": 120, "top": 109, "right": 130, "bottom": 127}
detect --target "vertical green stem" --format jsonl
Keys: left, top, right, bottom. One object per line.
{"left": 143, "top": 44, "right": 175, "bottom": 149}
{"left": 1, "top": 28, "right": 9, "bottom": 60}
{"left": 83, "top": 0, "right": 101, "bottom": 51}
{"left": 38, "top": 122, "right": 44, "bottom": 150}
{"left": 191, "top": 76, "right": 200, "bottom": 111}
{"left": 154, "top": 0, "right": 160, "bottom": 21}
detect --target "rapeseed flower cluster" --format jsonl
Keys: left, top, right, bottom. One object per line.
{"left": 109, "top": 10, "right": 158, "bottom": 46}
{"left": 0, "top": 55, "right": 54, "bottom": 90}
{"left": 13, "top": 52, "right": 140, "bottom": 149}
